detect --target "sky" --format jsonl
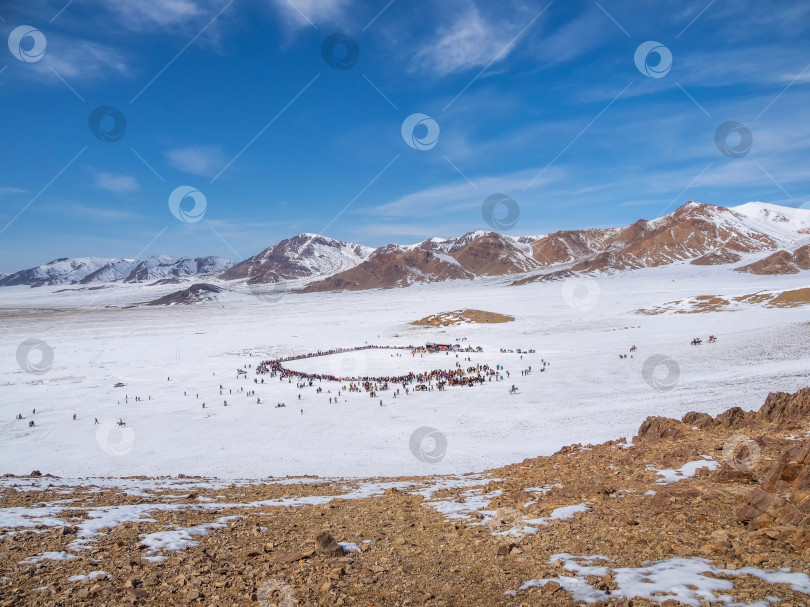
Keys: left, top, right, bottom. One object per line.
{"left": 1, "top": 0, "right": 809, "bottom": 271}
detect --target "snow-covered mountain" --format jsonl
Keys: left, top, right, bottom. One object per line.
{"left": 219, "top": 233, "right": 374, "bottom": 283}
{"left": 0, "top": 257, "right": 125, "bottom": 287}
{"left": 122, "top": 256, "right": 233, "bottom": 283}
{"left": 531, "top": 201, "right": 810, "bottom": 275}
{"left": 5, "top": 202, "right": 810, "bottom": 291}
{"left": 303, "top": 201, "right": 810, "bottom": 292}
{"left": 1, "top": 255, "right": 233, "bottom": 287}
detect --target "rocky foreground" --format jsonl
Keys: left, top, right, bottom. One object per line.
{"left": 3, "top": 389, "right": 810, "bottom": 606}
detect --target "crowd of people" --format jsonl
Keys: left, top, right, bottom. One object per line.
{"left": 254, "top": 345, "right": 512, "bottom": 392}
{"left": 13, "top": 343, "right": 550, "bottom": 429}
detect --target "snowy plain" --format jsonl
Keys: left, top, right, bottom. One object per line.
{"left": 0, "top": 261, "right": 809, "bottom": 479}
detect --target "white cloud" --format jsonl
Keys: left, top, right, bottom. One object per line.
{"left": 94, "top": 173, "right": 139, "bottom": 193}
{"left": 532, "top": 9, "right": 611, "bottom": 67}
{"left": 45, "top": 201, "right": 141, "bottom": 221}
{"left": 30, "top": 37, "right": 129, "bottom": 82}
{"left": 412, "top": 4, "right": 524, "bottom": 76}
{"left": 0, "top": 187, "right": 25, "bottom": 197}
{"left": 165, "top": 145, "right": 227, "bottom": 178}
{"left": 364, "top": 166, "right": 566, "bottom": 218}
{"left": 269, "top": 0, "right": 352, "bottom": 34}
{"left": 104, "top": 0, "right": 205, "bottom": 28}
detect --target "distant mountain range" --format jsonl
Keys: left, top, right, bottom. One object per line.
{"left": 0, "top": 255, "right": 233, "bottom": 287}
{"left": 3, "top": 202, "right": 810, "bottom": 292}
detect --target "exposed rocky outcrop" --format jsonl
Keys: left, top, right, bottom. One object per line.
{"left": 758, "top": 387, "right": 810, "bottom": 429}
{"left": 737, "top": 440, "right": 810, "bottom": 548}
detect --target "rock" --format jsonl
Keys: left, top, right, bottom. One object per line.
{"left": 636, "top": 417, "right": 686, "bottom": 442}
{"left": 541, "top": 581, "right": 560, "bottom": 594}
{"left": 271, "top": 551, "right": 309, "bottom": 564}
{"left": 739, "top": 438, "right": 810, "bottom": 543}
{"left": 715, "top": 406, "right": 748, "bottom": 428}
{"left": 315, "top": 531, "right": 344, "bottom": 557}
{"left": 713, "top": 463, "right": 754, "bottom": 484}
{"left": 682, "top": 411, "right": 714, "bottom": 429}
{"left": 759, "top": 388, "right": 810, "bottom": 429}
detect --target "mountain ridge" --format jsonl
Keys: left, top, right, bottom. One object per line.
{"left": 3, "top": 201, "right": 809, "bottom": 290}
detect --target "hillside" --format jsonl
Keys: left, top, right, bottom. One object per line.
{"left": 4, "top": 388, "right": 810, "bottom": 605}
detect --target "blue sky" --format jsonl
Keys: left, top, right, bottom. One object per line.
{"left": 1, "top": 0, "right": 809, "bottom": 271}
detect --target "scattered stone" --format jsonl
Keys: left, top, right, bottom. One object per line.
{"left": 315, "top": 531, "right": 345, "bottom": 557}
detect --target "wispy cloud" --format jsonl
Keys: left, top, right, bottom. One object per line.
{"left": 532, "top": 8, "right": 614, "bottom": 67}
{"left": 0, "top": 187, "right": 25, "bottom": 198}
{"left": 94, "top": 172, "right": 139, "bottom": 193}
{"left": 411, "top": 1, "right": 537, "bottom": 76}
{"left": 45, "top": 202, "right": 142, "bottom": 221}
{"left": 28, "top": 36, "right": 129, "bottom": 83}
{"left": 103, "top": 0, "right": 207, "bottom": 29}
{"left": 165, "top": 145, "right": 227, "bottom": 178}
{"left": 363, "top": 166, "right": 567, "bottom": 218}
{"left": 268, "top": 0, "right": 352, "bottom": 35}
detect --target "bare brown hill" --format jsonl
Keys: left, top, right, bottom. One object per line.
{"left": 736, "top": 244, "right": 810, "bottom": 275}
{"left": 411, "top": 309, "right": 515, "bottom": 327}
{"left": 301, "top": 248, "right": 472, "bottom": 292}
{"left": 568, "top": 203, "right": 779, "bottom": 273}
{"left": 449, "top": 233, "right": 539, "bottom": 276}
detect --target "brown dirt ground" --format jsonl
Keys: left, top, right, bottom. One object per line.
{"left": 412, "top": 310, "right": 515, "bottom": 327}
{"left": 4, "top": 392, "right": 810, "bottom": 606}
